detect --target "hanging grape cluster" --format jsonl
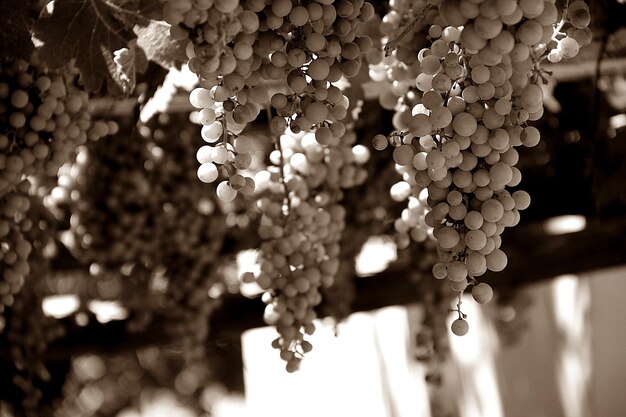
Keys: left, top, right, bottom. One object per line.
{"left": 60, "top": 114, "right": 226, "bottom": 357}
{"left": 372, "top": 0, "right": 591, "bottom": 335}
{"left": 163, "top": 0, "right": 374, "bottom": 201}
{"left": 161, "top": 0, "right": 376, "bottom": 367}
{"left": 245, "top": 124, "right": 368, "bottom": 371}
{"left": 0, "top": 55, "right": 112, "bottom": 199}
{"left": 163, "top": 0, "right": 267, "bottom": 200}
{"left": 0, "top": 181, "right": 33, "bottom": 332}
{"left": 5, "top": 194, "right": 65, "bottom": 414}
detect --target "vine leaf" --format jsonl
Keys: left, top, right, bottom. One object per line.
{"left": 134, "top": 21, "right": 187, "bottom": 69}
{"left": 0, "top": 0, "right": 36, "bottom": 61}
{"left": 33, "top": 0, "right": 146, "bottom": 93}
{"left": 103, "top": 39, "right": 146, "bottom": 95}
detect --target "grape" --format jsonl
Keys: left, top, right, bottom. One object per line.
{"left": 570, "top": 8, "right": 591, "bottom": 29}
{"left": 421, "top": 55, "right": 442, "bottom": 75}
{"left": 198, "top": 162, "right": 219, "bottom": 183}
{"left": 472, "top": 283, "right": 494, "bottom": 304}
{"left": 558, "top": 37, "right": 580, "bottom": 59}
{"left": 521, "top": 126, "right": 541, "bottom": 147}
{"left": 303, "top": 101, "right": 329, "bottom": 124}
{"left": 548, "top": 49, "right": 563, "bottom": 64}
{"left": 393, "top": 144, "right": 415, "bottom": 166}
{"left": 189, "top": 87, "right": 212, "bottom": 108}
{"left": 519, "top": 0, "right": 544, "bottom": 18}
{"left": 452, "top": 112, "right": 478, "bottom": 136}
{"left": 465, "top": 229, "right": 487, "bottom": 251}
{"left": 433, "top": 263, "right": 448, "bottom": 279}
{"left": 466, "top": 252, "right": 487, "bottom": 275}
{"left": 474, "top": 16, "right": 503, "bottom": 40}
{"left": 486, "top": 249, "right": 508, "bottom": 271}
{"left": 372, "top": 134, "right": 388, "bottom": 151}
{"left": 444, "top": 261, "right": 466, "bottom": 283}
{"left": 289, "top": 6, "right": 309, "bottom": 26}
{"left": 430, "top": 107, "right": 453, "bottom": 129}
{"left": 518, "top": 20, "right": 543, "bottom": 45}
{"left": 423, "top": 90, "right": 444, "bottom": 110}
{"left": 496, "top": 0, "right": 518, "bottom": 18}
{"left": 451, "top": 318, "right": 469, "bottom": 336}
{"left": 437, "top": 226, "right": 460, "bottom": 249}
{"left": 512, "top": 190, "right": 531, "bottom": 210}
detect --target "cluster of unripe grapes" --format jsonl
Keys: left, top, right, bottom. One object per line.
{"left": 63, "top": 116, "right": 221, "bottom": 267}
{"left": 0, "top": 53, "right": 117, "bottom": 410}
{"left": 5, "top": 194, "right": 65, "bottom": 412}
{"left": 190, "top": 87, "right": 259, "bottom": 202}
{"left": 0, "top": 53, "right": 113, "bottom": 332}
{"left": 164, "top": 0, "right": 264, "bottom": 201}
{"left": 0, "top": 55, "right": 112, "bottom": 199}
{"left": 162, "top": 0, "right": 375, "bottom": 366}
{"left": 0, "top": 181, "right": 33, "bottom": 332}
{"left": 163, "top": 0, "right": 374, "bottom": 202}
{"left": 371, "top": 0, "right": 590, "bottom": 336}
{"left": 58, "top": 114, "right": 226, "bottom": 357}
{"left": 244, "top": 127, "right": 368, "bottom": 371}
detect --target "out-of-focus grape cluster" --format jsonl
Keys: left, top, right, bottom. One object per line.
{"left": 54, "top": 113, "right": 226, "bottom": 358}
{"left": 0, "top": 55, "right": 113, "bottom": 198}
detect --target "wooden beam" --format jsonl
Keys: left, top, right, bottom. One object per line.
{"left": 3, "top": 213, "right": 620, "bottom": 360}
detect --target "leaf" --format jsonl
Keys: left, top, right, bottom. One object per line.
{"left": 107, "top": 40, "right": 139, "bottom": 95}
{"left": 134, "top": 21, "right": 187, "bottom": 70}
{"left": 0, "top": 0, "right": 36, "bottom": 61}
{"left": 33, "top": 0, "right": 138, "bottom": 92}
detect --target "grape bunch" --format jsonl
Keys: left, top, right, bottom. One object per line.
{"left": 5, "top": 194, "right": 65, "bottom": 413}
{"left": 67, "top": 117, "right": 222, "bottom": 267}
{"left": 375, "top": 0, "right": 590, "bottom": 335}
{"left": 0, "top": 55, "right": 111, "bottom": 199}
{"left": 164, "top": 0, "right": 375, "bottom": 202}
{"left": 163, "top": 0, "right": 264, "bottom": 200}
{"left": 0, "top": 181, "right": 33, "bottom": 332}
{"left": 245, "top": 126, "right": 368, "bottom": 371}
{"left": 64, "top": 114, "right": 226, "bottom": 357}
{"left": 256, "top": 0, "right": 375, "bottom": 133}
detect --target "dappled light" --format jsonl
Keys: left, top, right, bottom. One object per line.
{"left": 551, "top": 275, "right": 593, "bottom": 417}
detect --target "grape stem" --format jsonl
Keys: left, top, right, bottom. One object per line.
{"left": 8, "top": 130, "right": 20, "bottom": 153}
{"left": 551, "top": 0, "right": 571, "bottom": 42}
{"left": 384, "top": 3, "right": 433, "bottom": 57}
{"left": 266, "top": 105, "right": 291, "bottom": 215}
{"left": 222, "top": 115, "right": 228, "bottom": 145}
{"left": 456, "top": 292, "right": 465, "bottom": 320}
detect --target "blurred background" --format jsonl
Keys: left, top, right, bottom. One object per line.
{"left": 2, "top": 0, "right": 626, "bottom": 416}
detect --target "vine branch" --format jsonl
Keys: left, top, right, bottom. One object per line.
{"left": 384, "top": 3, "right": 433, "bottom": 57}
